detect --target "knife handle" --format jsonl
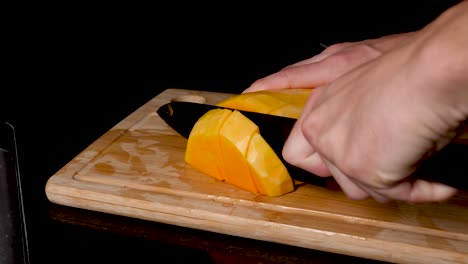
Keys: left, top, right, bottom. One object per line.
{"left": 408, "top": 142, "right": 467, "bottom": 190}
{"left": 284, "top": 142, "right": 468, "bottom": 192}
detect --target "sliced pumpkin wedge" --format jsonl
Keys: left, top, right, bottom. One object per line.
{"left": 185, "top": 108, "right": 231, "bottom": 180}
{"left": 219, "top": 110, "right": 259, "bottom": 194}
{"left": 217, "top": 88, "right": 313, "bottom": 118}
{"left": 185, "top": 108, "right": 294, "bottom": 197}
{"left": 247, "top": 132, "right": 294, "bottom": 197}
{"left": 217, "top": 93, "right": 287, "bottom": 114}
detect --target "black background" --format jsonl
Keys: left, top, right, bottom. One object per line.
{"left": 2, "top": 1, "right": 462, "bottom": 263}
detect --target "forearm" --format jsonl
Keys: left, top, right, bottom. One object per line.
{"left": 400, "top": 0, "right": 468, "bottom": 138}
{"left": 419, "top": 0, "right": 468, "bottom": 113}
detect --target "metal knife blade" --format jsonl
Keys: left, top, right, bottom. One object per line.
{"left": 157, "top": 101, "right": 467, "bottom": 191}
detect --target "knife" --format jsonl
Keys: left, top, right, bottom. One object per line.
{"left": 157, "top": 101, "right": 468, "bottom": 191}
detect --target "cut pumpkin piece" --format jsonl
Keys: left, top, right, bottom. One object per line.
{"left": 270, "top": 104, "right": 304, "bottom": 119}
{"left": 185, "top": 108, "right": 294, "bottom": 197}
{"left": 184, "top": 108, "right": 231, "bottom": 180}
{"left": 217, "top": 93, "right": 286, "bottom": 114}
{"left": 219, "top": 110, "right": 259, "bottom": 194}
{"left": 247, "top": 132, "right": 294, "bottom": 197}
{"left": 217, "top": 88, "right": 313, "bottom": 118}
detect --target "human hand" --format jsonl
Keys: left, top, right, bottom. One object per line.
{"left": 281, "top": 2, "right": 468, "bottom": 202}
{"left": 283, "top": 66, "right": 461, "bottom": 203}
{"left": 244, "top": 1, "right": 468, "bottom": 203}
{"left": 244, "top": 32, "right": 414, "bottom": 93}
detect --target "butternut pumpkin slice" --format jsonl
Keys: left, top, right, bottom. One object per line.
{"left": 185, "top": 108, "right": 294, "bottom": 197}
{"left": 247, "top": 132, "right": 294, "bottom": 197}
{"left": 216, "top": 88, "right": 313, "bottom": 118}
{"left": 184, "top": 108, "right": 231, "bottom": 180}
{"left": 219, "top": 110, "right": 259, "bottom": 194}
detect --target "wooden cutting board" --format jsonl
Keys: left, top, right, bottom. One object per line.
{"left": 45, "top": 88, "right": 468, "bottom": 264}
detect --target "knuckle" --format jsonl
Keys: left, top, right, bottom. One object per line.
{"left": 301, "top": 116, "right": 320, "bottom": 145}
{"left": 325, "top": 43, "right": 382, "bottom": 69}
{"left": 325, "top": 42, "right": 351, "bottom": 53}
{"left": 325, "top": 52, "right": 355, "bottom": 69}
{"left": 275, "top": 68, "right": 295, "bottom": 89}
{"left": 339, "top": 156, "right": 364, "bottom": 180}
{"left": 356, "top": 43, "right": 383, "bottom": 58}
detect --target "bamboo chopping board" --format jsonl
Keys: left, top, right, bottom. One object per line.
{"left": 45, "top": 88, "right": 468, "bottom": 264}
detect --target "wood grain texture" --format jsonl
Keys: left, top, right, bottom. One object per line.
{"left": 45, "top": 88, "right": 468, "bottom": 264}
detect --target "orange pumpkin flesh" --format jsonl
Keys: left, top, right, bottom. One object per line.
{"left": 219, "top": 110, "right": 259, "bottom": 194}
{"left": 216, "top": 88, "right": 313, "bottom": 118}
{"left": 185, "top": 109, "right": 294, "bottom": 197}
{"left": 185, "top": 88, "right": 313, "bottom": 197}
{"left": 247, "top": 133, "right": 294, "bottom": 197}
{"left": 184, "top": 109, "right": 230, "bottom": 180}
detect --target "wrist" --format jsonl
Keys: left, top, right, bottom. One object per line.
{"left": 415, "top": 2, "right": 468, "bottom": 120}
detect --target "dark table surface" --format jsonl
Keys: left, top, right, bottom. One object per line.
{"left": 3, "top": 2, "right": 462, "bottom": 263}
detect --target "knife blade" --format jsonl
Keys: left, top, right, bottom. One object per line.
{"left": 157, "top": 101, "right": 333, "bottom": 187}
{"left": 157, "top": 101, "right": 467, "bottom": 191}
